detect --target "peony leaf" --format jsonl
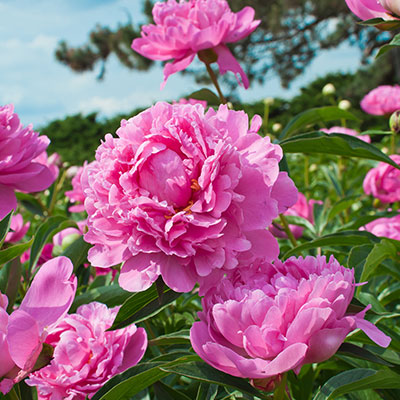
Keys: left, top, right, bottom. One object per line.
{"left": 109, "top": 283, "right": 182, "bottom": 331}
{"left": 187, "top": 89, "right": 220, "bottom": 106}
{"left": 160, "top": 361, "right": 267, "bottom": 399}
{"left": 149, "top": 329, "right": 191, "bottom": 347}
{"left": 61, "top": 235, "right": 92, "bottom": 271}
{"left": 153, "top": 381, "right": 192, "bottom": 400}
{"left": 278, "top": 107, "right": 358, "bottom": 140}
{"left": 337, "top": 343, "right": 393, "bottom": 367}
{"left": 376, "top": 33, "right": 400, "bottom": 58}
{"left": 0, "top": 237, "right": 34, "bottom": 266}
{"left": 313, "top": 368, "right": 400, "bottom": 400}
{"left": 0, "top": 210, "right": 13, "bottom": 248}
{"left": 196, "top": 383, "right": 219, "bottom": 400}
{"left": 280, "top": 132, "right": 400, "bottom": 170}
{"left": 15, "top": 192, "right": 45, "bottom": 217}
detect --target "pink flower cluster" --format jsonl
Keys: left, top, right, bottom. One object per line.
{"left": 190, "top": 256, "right": 391, "bottom": 384}
{"left": 131, "top": 0, "right": 260, "bottom": 89}
{"left": 82, "top": 102, "right": 297, "bottom": 293}
{"left": 0, "top": 257, "right": 77, "bottom": 394}
{"left": 361, "top": 214, "right": 400, "bottom": 240}
{"left": 345, "top": 0, "right": 400, "bottom": 21}
{"left": 27, "top": 302, "right": 147, "bottom": 400}
{"left": 0, "top": 104, "right": 55, "bottom": 219}
{"left": 363, "top": 155, "right": 400, "bottom": 203}
{"left": 361, "top": 85, "right": 400, "bottom": 116}
{"left": 321, "top": 126, "right": 371, "bottom": 143}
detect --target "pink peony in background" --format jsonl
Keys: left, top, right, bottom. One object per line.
{"left": 27, "top": 302, "right": 147, "bottom": 400}
{"left": 363, "top": 155, "right": 400, "bottom": 203}
{"left": 361, "top": 85, "right": 400, "bottom": 116}
{"left": 65, "top": 162, "right": 87, "bottom": 213}
{"left": 321, "top": 126, "right": 371, "bottom": 143}
{"left": 4, "top": 214, "right": 30, "bottom": 243}
{"left": 361, "top": 214, "right": 400, "bottom": 240}
{"left": 270, "top": 192, "right": 321, "bottom": 239}
{"left": 82, "top": 102, "right": 297, "bottom": 293}
{"left": 0, "top": 257, "right": 77, "bottom": 394}
{"left": 190, "top": 255, "right": 391, "bottom": 386}
{"left": 34, "top": 152, "right": 61, "bottom": 181}
{"left": 345, "top": 0, "right": 400, "bottom": 21}
{"left": 131, "top": 0, "right": 260, "bottom": 89}
{"left": 0, "top": 104, "right": 56, "bottom": 219}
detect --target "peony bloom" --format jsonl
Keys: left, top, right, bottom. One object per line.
{"left": 0, "top": 104, "right": 55, "bottom": 219}
{"left": 321, "top": 126, "right": 371, "bottom": 143}
{"left": 363, "top": 155, "right": 400, "bottom": 203}
{"left": 345, "top": 0, "right": 400, "bottom": 21}
{"left": 270, "top": 193, "right": 321, "bottom": 239}
{"left": 20, "top": 243, "right": 53, "bottom": 266}
{"left": 131, "top": 0, "right": 260, "bottom": 89}
{"left": 4, "top": 214, "right": 30, "bottom": 243}
{"left": 361, "top": 214, "right": 400, "bottom": 240}
{"left": 0, "top": 257, "right": 77, "bottom": 394}
{"left": 361, "top": 85, "right": 400, "bottom": 116}
{"left": 82, "top": 102, "right": 297, "bottom": 293}
{"left": 190, "top": 255, "right": 391, "bottom": 385}
{"left": 34, "top": 151, "right": 61, "bottom": 181}
{"left": 65, "top": 162, "right": 87, "bottom": 213}
{"left": 27, "top": 302, "right": 147, "bottom": 400}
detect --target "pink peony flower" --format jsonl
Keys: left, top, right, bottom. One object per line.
{"left": 20, "top": 243, "right": 54, "bottom": 266}
{"left": 82, "top": 102, "right": 297, "bottom": 293}
{"left": 363, "top": 155, "right": 400, "bottom": 203}
{"left": 361, "top": 85, "right": 400, "bottom": 116}
{"left": 361, "top": 214, "right": 400, "bottom": 240}
{"left": 0, "top": 257, "right": 77, "bottom": 394}
{"left": 190, "top": 255, "right": 391, "bottom": 385}
{"left": 0, "top": 104, "right": 56, "bottom": 219}
{"left": 131, "top": 0, "right": 260, "bottom": 89}
{"left": 4, "top": 214, "right": 30, "bottom": 243}
{"left": 270, "top": 193, "right": 321, "bottom": 239}
{"left": 345, "top": 0, "right": 400, "bottom": 21}
{"left": 34, "top": 151, "right": 61, "bottom": 181}
{"left": 27, "top": 302, "right": 147, "bottom": 400}
{"left": 65, "top": 162, "right": 87, "bottom": 213}
{"left": 321, "top": 126, "right": 371, "bottom": 143}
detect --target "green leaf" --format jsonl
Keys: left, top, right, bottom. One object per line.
{"left": 0, "top": 238, "right": 34, "bottom": 266}
{"left": 109, "top": 283, "right": 182, "bottom": 330}
{"left": 280, "top": 132, "right": 400, "bottom": 169}
{"left": 278, "top": 107, "right": 358, "bottom": 140}
{"left": 338, "top": 343, "right": 393, "bottom": 366}
{"left": 196, "top": 383, "right": 219, "bottom": 400}
{"left": 91, "top": 355, "right": 199, "bottom": 400}
{"left": 347, "top": 244, "right": 373, "bottom": 282}
{"left": 327, "top": 196, "right": 358, "bottom": 222}
{"left": 29, "top": 216, "right": 77, "bottom": 272}
{"left": 5, "top": 258, "right": 22, "bottom": 313}
{"left": 153, "top": 381, "right": 192, "bottom": 400}
{"left": 358, "top": 239, "right": 397, "bottom": 287}
{"left": 149, "top": 329, "right": 191, "bottom": 347}
{"left": 0, "top": 211, "right": 13, "bottom": 248}
{"left": 160, "top": 361, "right": 267, "bottom": 399}
{"left": 61, "top": 235, "right": 92, "bottom": 270}
{"left": 187, "top": 89, "right": 220, "bottom": 106}
{"left": 283, "top": 231, "right": 378, "bottom": 259}
{"left": 283, "top": 215, "right": 316, "bottom": 235}
{"left": 70, "top": 285, "right": 131, "bottom": 313}
{"left": 313, "top": 368, "right": 400, "bottom": 400}
{"left": 15, "top": 192, "right": 45, "bottom": 216}
{"left": 377, "top": 33, "right": 400, "bottom": 58}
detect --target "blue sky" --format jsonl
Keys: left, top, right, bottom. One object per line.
{"left": 0, "top": 0, "right": 362, "bottom": 128}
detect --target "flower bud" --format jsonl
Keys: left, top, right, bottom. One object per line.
{"left": 389, "top": 110, "right": 400, "bottom": 134}
{"left": 338, "top": 99, "right": 351, "bottom": 110}
{"left": 272, "top": 123, "right": 282, "bottom": 132}
{"left": 322, "top": 83, "right": 335, "bottom": 96}
{"left": 263, "top": 97, "right": 274, "bottom": 106}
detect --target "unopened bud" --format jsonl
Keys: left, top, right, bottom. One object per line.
{"left": 338, "top": 100, "right": 351, "bottom": 110}
{"left": 227, "top": 102, "right": 233, "bottom": 110}
{"left": 272, "top": 123, "right": 282, "bottom": 132}
{"left": 322, "top": 83, "right": 335, "bottom": 96}
{"left": 389, "top": 110, "right": 400, "bottom": 134}
{"left": 263, "top": 97, "right": 274, "bottom": 106}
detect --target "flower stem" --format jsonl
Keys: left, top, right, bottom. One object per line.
{"left": 304, "top": 156, "right": 309, "bottom": 194}
{"left": 279, "top": 214, "right": 297, "bottom": 247}
{"left": 391, "top": 131, "right": 396, "bottom": 154}
{"left": 7, "top": 388, "right": 21, "bottom": 400}
{"left": 205, "top": 63, "right": 227, "bottom": 104}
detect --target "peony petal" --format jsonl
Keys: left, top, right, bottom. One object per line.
{"left": 117, "top": 327, "right": 148, "bottom": 372}
{"left": 161, "top": 54, "right": 195, "bottom": 89}
{"left": 0, "top": 185, "right": 17, "bottom": 220}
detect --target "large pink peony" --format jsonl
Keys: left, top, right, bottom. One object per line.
{"left": 270, "top": 192, "right": 321, "bottom": 239}
{"left": 0, "top": 257, "right": 77, "bottom": 394}
{"left": 131, "top": 0, "right": 260, "bottom": 89}
{"left": 82, "top": 102, "right": 297, "bottom": 293}
{"left": 0, "top": 104, "right": 56, "bottom": 219}
{"left": 361, "top": 214, "right": 400, "bottom": 240}
{"left": 321, "top": 126, "right": 371, "bottom": 143}
{"left": 190, "top": 255, "right": 391, "bottom": 386}
{"left": 345, "top": 0, "right": 400, "bottom": 21}
{"left": 363, "top": 155, "right": 400, "bottom": 203}
{"left": 27, "top": 302, "right": 147, "bottom": 400}
{"left": 361, "top": 85, "right": 400, "bottom": 116}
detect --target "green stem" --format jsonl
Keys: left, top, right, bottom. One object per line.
{"left": 6, "top": 388, "right": 21, "bottom": 400}
{"left": 391, "top": 131, "right": 396, "bottom": 154}
{"left": 48, "top": 170, "right": 67, "bottom": 215}
{"left": 264, "top": 103, "right": 270, "bottom": 129}
{"left": 304, "top": 156, "right": 309, "bottom": 193}
{"left": 205, "top": 63, "right": 227, "bottom": 104}
{"left": 279, "top": 214, "right": 297, "bottom": 247}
